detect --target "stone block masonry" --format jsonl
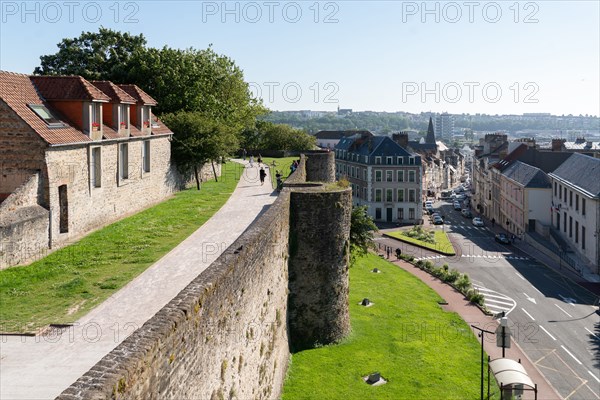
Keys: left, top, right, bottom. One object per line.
{"left": 288, "top": 186, "right": 352, "bottom": 351}
{"left": 57, "top": 153, "right": 352, "bottom": 399}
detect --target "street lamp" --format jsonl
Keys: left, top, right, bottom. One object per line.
{"left": 471, "top": 325, "right": 495, "bottom": 400}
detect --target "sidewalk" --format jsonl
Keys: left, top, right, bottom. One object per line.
{"left": 0, "top": 160, "right": 276, "bottom": 400}
{"left": 379, "top": 250, "right": 563, "bottom": 399}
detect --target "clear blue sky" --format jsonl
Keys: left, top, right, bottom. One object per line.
{"left": 1, "top": 1, "right": 598, "bottom": 116}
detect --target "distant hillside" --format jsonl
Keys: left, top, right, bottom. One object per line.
{"left": 263, "top": 111, "right": 600, "bottom": 135}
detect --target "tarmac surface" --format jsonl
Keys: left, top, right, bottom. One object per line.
{"left": 0, "top": 160, "right": 276, "bottom": 400}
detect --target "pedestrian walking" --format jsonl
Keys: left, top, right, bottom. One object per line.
{"left": 242, "top": 148, "right": 247, "bottom": 160}
{"left": 259, "top": 167, "right": 266, "bottom": 185}
{"left": 257, "top": 154, "right": 262, "bottom": 165}
{"left": 386, "top": 247, "right": 391, "bottom": 259}
{"left": 491, "top": 217, "right": 495, "bottom": 227}
{"left": 249, "top": 155, "right": 254, "bottom": 168}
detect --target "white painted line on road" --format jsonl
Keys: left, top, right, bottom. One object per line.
{"left": 521, "top": 308, "right": 536, "bottom": 321}
{"left": 561, "top": 345, "right": 582, "bottom": 365}
{"left": 487, "top": 306, "right": 510, "bottom": 314}
{"left": 487, "top": 298, "right": 515, "bottom": 307}
{"left": 554, "top": 304, "right": 573, "bottom": 318}
{"left": 515, "top": 272, "right": 525, "bottom": 280}
{"left": 585, "top": 327, "right": 598, "bottom": 338}
{"left": 539, "top": 325, "right": 556, "bottom": 341}
{"left": 588, "top": 370, "right": 600, "bottom": 383}
{"left": 523, "top": 293, "right": 537, "bottom": 304}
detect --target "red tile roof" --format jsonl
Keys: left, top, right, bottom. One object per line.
{"left": 117, "top": 84, "right": 158, "bottom": 105}
{"left": 0, "top": 71, "right": 171, "bottom": 145}
{"left": 90, "top": 81, "right": 137, "bottom": 104}
{"left": 30, "top": 75, "right": 110, "bottom": 102}
{"left": 151, "top": 118, "right": 173, "bottom": 136}
{"left": 0, "top": 71, "right": 90, "bottom": 145}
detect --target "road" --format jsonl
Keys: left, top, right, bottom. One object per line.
{"left": 377, "top": 199, "right": 600, "bottom": 400}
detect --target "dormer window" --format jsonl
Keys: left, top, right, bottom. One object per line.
{"left": 28, "top": 104, "right": 66, "bottom": 128}
{"left": 90, "top": 103, "right": 101, "bottom": 130}
{"left": 139, "top": 105, "right": 152, "bottom": 130}
{"left": 118, "top": 104, "right": 129, "bottom": 130}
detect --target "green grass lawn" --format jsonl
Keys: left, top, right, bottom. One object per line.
{"left": 385, "top": 229, "right": 456, "bottom": 255}
{"left": 282, "top": 253, "right": 498, "bottom": 400}
{"left": 0, "top": 161, "right": 243, "bottom": 333}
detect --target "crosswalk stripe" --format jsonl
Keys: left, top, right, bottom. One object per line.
{"left": 485, "top": 298, "right": 515, "bottom": 306}
{"left": 486, "top": 305, "right": 511, "bottom": 313}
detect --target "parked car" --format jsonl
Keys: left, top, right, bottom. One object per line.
{"left": 495, "top": 233, "right": 510, "bottom": 244}
{"left": 430, "top": 212, "right": 441, "bottom": 220}
{"left": 472, "top": 217, "right": 484, "bottom": 227}
{"left": 453, "top": 202, "right": 462, "bottom": 211}
{"left": 432, "top": 216, "right": 444, "bottom": 225}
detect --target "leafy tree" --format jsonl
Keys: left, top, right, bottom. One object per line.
{"left": 161, "top": 111, "right": 238, "bottom": 189}
{"left": 349, "top": 205, "right": 378, "bottom": 266}
{"left": 124, "top": 46, "right": 266, "bottom": 120}
{"left": 241, "top": 120, "right": 315, "bottom": 151}
{"left": 34, "top": 28, "right": 146, "bottom": 81}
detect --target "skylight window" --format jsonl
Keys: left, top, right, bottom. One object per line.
{"left": 28, "top": 104, "right": 65, "bottom": 128}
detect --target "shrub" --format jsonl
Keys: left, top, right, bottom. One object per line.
{"left": 403, "top": 225, "right": 435, "bottom": 244}
{"left": 443, "top": 269, "right": 461, "bottom": 284}
{"left": 467, "top": 290, "right": 485, "bottom": 306}
{"left": 455, "top": 274, "right": 471, "bottom": 293}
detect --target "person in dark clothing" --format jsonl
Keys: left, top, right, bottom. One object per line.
{"left": 259, "top": 167, "right": 266, "bottom": 185}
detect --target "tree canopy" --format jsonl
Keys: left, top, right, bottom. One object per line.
{"left": 34, "top": 28, "right": 147, "bottom": 82}
{"left": 349, "top": 205, "right": 378, "bottom": 266}
{"left": 161, "top": 111, "right": 238, "bottom": 189}
{"left": 241, "top": 120, "right": 316, "bottom": 151}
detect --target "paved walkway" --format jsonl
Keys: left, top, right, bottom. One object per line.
{"left": 375, "top": 248, "right": 563, "bottom": 399}
{"left": 0, "top": 160, "right": 276, "bottom": 400}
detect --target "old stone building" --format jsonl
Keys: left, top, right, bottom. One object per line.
{"left": 335, "top": 131, "right": 423, "bottom": 224}
{"left": 0, "top": 71, "right": 181, "bottom": 269}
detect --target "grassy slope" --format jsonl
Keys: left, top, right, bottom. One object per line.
{"left": 282, "top": 253, "right": 497, "bottom": 400}
{"left": 0, "top": 162, "right": 242, "bottom": 333}
{"left": 385, "top": 229, "right": 456, "bottom": 255}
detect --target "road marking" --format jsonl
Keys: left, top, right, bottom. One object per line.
{"left": 554, "top": 304, "right": 573, "bottom": 318}
{"left": 515, "top": 272, "right": 525, "bottom": 280}
{"left": 585, "top": 327, "right": 598, "bottom": 338}
{"left": 521, "top": 307, "right": 536, "bottom": 321}
{"left": 487, "top": 298, "right": 515, "bottom": 307}
{"left": 559, "top": 294, "right": 577, "bottom": 305}
{"left": 539, "top": 325, "right": 556, "bottom": 340}
{"left": 588, "top": 370, "right": 600, "bottom": 383}
{"left": 561, "top": 345, "right": 582, "bottom": 365}
{"left": 523, "top": 292, "right": 537, "bottom": 304}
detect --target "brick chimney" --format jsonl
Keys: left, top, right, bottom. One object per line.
{"left": 392, "top": 133, "right": 409, "bottom": 149}
{"left": 551, "top": 138, "right": 566, "bottom": 151}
